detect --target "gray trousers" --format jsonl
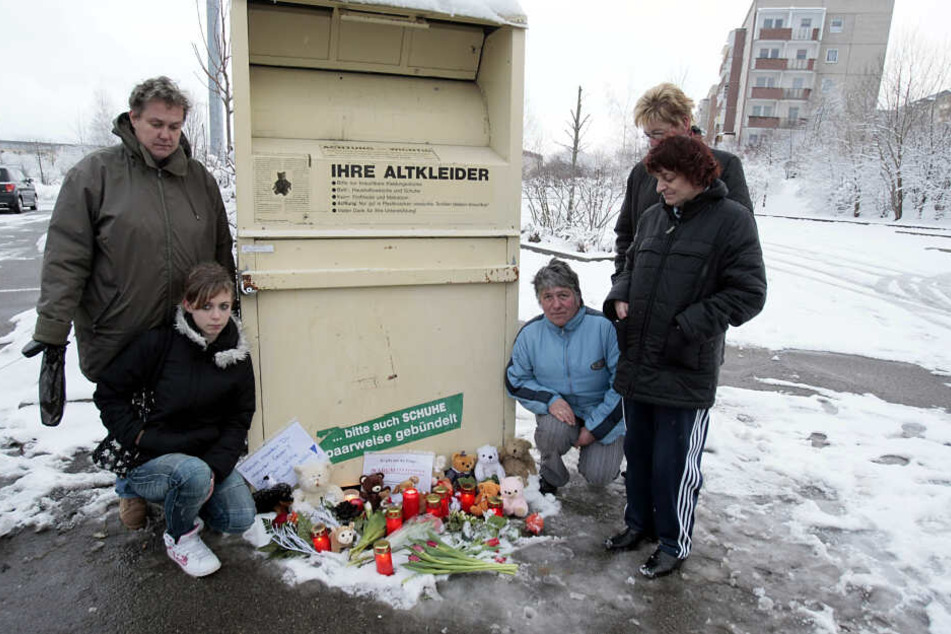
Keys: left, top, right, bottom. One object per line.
{"left": 534, "top": 414, "right": 624, "bottom": 487}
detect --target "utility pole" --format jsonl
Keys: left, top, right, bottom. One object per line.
{"left": 207, "top": 0, "right": 224, "bottom": 159}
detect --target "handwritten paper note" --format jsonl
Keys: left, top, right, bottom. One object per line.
{"left": 362, "top": 451, "right": 435, "bottom": 494}
{"left": 236, "top": 420, "right": 327, "bottom": 490}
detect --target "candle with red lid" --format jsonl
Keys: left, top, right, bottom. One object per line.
{"left": 402, "top": 487, "right": 420, "bottom": 519}
{"left": 385, "top": 506, "right": 403, "bottom": 535}
{"left": 487, "top": 495, "right": 503, "bottom": 517}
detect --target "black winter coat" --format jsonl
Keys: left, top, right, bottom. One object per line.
{"left": 604, "top": 180, "right": 766, "bottom": 409}
{"left": 93, "top": 307, "right": 255, "bottom": 480}
{"left": 612, "top": 148, "right": 752, "bottom": 277}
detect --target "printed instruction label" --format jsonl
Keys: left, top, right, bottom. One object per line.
{"left": 316, "top": 393, "right": 463, "bottom": 464}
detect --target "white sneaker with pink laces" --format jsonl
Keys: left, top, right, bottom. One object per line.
{"left": 163, "top": 523, "right": 221, "bottom": 577}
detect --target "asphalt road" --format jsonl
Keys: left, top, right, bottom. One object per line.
{"left": 0, "top": 206, "right": 50, "bottom": 349}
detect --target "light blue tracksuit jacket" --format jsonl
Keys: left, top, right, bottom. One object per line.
{"left": 505, "top": 307, "right": 625, "bottom": 444}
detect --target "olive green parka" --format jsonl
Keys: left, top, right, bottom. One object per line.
{"left": 34, "top": 113, "right": 235, "bottom": 382}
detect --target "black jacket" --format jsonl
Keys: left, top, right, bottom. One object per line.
{"left": 93, "top": 307, "right": 255, "bottom": 480}
{"left": 604, "top": 180, "right": 766, "bottom": 409}
{"left": 612, "top": 148, "right": 752, "bottom": 277}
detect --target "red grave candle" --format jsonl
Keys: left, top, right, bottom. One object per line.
{"left": 311, "top": 524, "right": 331, "bottom": 552}
{"left": 459, "top": 481, "right": 476, "bottom": 514}
{"left": 402, "top": 488, "right": 420, "bottom": 519}
{"left": 374, "top": 540, "right": 394, "bottom": 576}
{"left": 425, "top": 493, "right": 442, "bottom": 517}
{"left": 434, "top": 485, "right": 450, "bottom": 517}
{"left": 385, "top": 506, "right": 403, "bottom": 535}
{"left": 487, "top": 495, "right": 503, "bottom": 517}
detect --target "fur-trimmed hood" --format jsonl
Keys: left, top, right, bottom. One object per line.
{"left": 174, "top": 306, "right": 250, "bottom": 369}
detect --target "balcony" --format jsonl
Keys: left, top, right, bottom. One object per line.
{"left": 747, "top": 116, "right": 780, "bottom": 129}
{"left": 759, "top": 27, "right": 791, "bottom": 40}
{"left": 783, "top": 88, "right": 812, "bottom": 100}
{"left": 755, "top": 57, "right": 787, "bottom": 70}
{"left": 780, "top": 117, "right": 808, "bottom": 129}
{"left": 787, "top": 58, "right": 816, "bottom": 71}
{"left": 792, "top": 27, "right": 820, "bottom": 41}
{"left": 751, "top": 86, "right": 783, "bottom": 99}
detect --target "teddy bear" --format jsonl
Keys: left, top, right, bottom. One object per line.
{"left": 499, "top": 476, "right": 529, "bottom": 518}
{"left": 469, "top": 479, "right": 501, "bottom": 517}
{"left": 396, "top": 475, "right": 419, "bottom": 493}
{"left": 330, "top": 522, "right": 357, "bottom": 553}
{"left": 444, "top": 450, "right": 477, "bottom": 487}
{"left": 474, "top": 444, "right": 506, "bottom": 483}
{"left": 499, "top": 438, "right": 537, "bottom": 481}
{"left": 359, "top": 472, "right": 391, "bottom": 511}
{"left": 252, "top": 482, "right": 294, "bottom": 515}
{"left": 292, "top": 459, "right": 344, "bottom": 510}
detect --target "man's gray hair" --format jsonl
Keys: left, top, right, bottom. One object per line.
{"left": 128, "top": 76, "right": 191, "bottom": 118}
{"left": 532, "top": 258, "right": 583, "bottom": 303}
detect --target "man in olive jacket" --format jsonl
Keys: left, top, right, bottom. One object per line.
{"left": 612, "top": 83, "right": 752, "bottom": 278}
{"left": 31, "top": 76, "right": 235, "bottom": 384}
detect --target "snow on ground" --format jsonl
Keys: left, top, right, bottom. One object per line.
{"left": 2, "top": 202, "right": 950, "bottom": 628}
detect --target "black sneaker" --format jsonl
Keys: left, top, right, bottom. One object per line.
{"left": 538, "top": 477, "right": 558, "bottom": 496}
{"left": 639, "top": 547, "right": 683, "bottom": 579}
{"left": 604, "top": 527, "right": 648, "bottom": 552}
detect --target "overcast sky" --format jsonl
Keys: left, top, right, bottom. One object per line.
{"left": 0, "top": 0, "right": 947, "bottom": 153}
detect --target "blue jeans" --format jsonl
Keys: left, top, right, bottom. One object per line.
{"left": 122, "top": 453, "right": 255, "bottom": 540}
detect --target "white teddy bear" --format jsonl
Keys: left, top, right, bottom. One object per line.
{"left": 473, "top": 444, "right": 506, "bottom": 482}
{"left": 292, "top": 459, "right": 344, "bottom": 510}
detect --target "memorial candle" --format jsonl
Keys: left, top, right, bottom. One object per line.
{"left": 434, "top": 484, "right": 450, "bottom": 517}
{"left": 385, "top": 506, "right": 403, "bottom": 535}
{"left": 459, "top": 480, "right": 476, "bottom": 513}
{"left": 374, "top": 540, "right": 394, "bottom": 576}
{"left": 311, "top": 524, "right": 331, "bottom": 552}
{"left": 425, "top": 493, "right": 442, "bottom": 517}
{"left": 402, "top": 488, "right": 420, "bottom": 519}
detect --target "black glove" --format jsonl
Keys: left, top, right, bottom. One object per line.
{"left": 25, "top": 341, "right": 68, "bottom": 427}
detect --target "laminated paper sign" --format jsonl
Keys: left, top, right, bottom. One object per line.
{"left": 317, "top": 393, "right": 463, "bottom": 464}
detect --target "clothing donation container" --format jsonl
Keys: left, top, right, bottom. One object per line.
{"left": 231, "top": 0, "right": 526, "bottom": 484}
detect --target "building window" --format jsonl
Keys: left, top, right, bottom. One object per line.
{"left": 788, "top": 107, "right": 800, "bottom": 120}
{"left": 750, "top": 134, "right": 760, "bottom": 145}
{"left": 763, "top": 17, "right": 784, "bottom": 29}
{"left": 826, "top": 48, "right": 839, "bottom": 63}
{"left": 792, "top": 77, "right": 804, "bottom": 89}
{"left": 800, "top": 18, "right": 812, "bottom": 28}
{"left": 830, "top": 17, "right": 844, "bottom": 33}
{"left": 752, "top": 105, "right": 762, "bottom": 116}
{"left": 821, "top": 78, "right": 834, "bottom": 92}
{"left": 796, "top": 49, "right": 807, "bottom": 60}
{"left": 755, "top": 76, "right": 777, "bottom": 88}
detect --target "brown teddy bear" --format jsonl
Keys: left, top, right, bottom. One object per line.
{"left": 444, "top": 450, "right": 477, "bottom": 486}
{"left": 500, "top": 438, "right": 537, "bottom": 481}
{"left": 469, "top": 480, "right": 501, "bottom": 517}
{"left": 359, "top": 472, "right": 391, "bottom": 511}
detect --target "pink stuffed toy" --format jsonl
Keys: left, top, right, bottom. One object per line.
{"left": 499, "top": 476, "right": 529, "bottom": 518}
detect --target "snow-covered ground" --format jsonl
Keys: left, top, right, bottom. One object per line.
{"left": 1, "top": 188, "right": 950, "bottom": 630}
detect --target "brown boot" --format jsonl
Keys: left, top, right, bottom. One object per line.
{"left": 119, "top": 497, "right": 147, "bottom": 530}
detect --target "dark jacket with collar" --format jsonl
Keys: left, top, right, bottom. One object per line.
{"left": 612, "top": 147, "right": 752, "bottom": 278}
{"left": 604, "top": 179, "right": 766, "bottom": 409}
{"left": 93, "top": 307, "right": 254, "bottom": 480}
{"left": 34, "top": 113, "right": 235, "bottom": 382}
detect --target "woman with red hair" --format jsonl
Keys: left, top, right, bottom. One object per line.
{"left": 602, "top": 135, "right": 767, "bottom": 578}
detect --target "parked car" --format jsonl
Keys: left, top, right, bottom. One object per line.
{"left": 0, "top": 165, "right": 39, "bottom": 213}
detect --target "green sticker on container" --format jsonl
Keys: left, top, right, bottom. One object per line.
{"left": 316, "top": 393, "right": 463, "bottom": 463}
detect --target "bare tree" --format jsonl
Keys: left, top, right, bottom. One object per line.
{"left": 556, "top": 86, "right": 591, "bottom": 224}
{"left": 88, "top": 89, "right": 116, "bottom": 148}
{"left": 872, "top": 34, "right": 949, "bottom": 221}
{"left": 193, "top": 0, "right": 234, "bottom": 170}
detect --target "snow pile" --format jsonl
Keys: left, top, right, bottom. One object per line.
{"left": 341, "top": 0, "right": 525, "bottom": 25}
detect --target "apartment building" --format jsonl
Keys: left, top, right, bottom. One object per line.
{"left": 706, "top": 0, "right": 894, "bottom": 147}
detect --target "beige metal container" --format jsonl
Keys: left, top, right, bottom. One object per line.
{"left": 232, "top": 0, "right": 526, "bottom": 484}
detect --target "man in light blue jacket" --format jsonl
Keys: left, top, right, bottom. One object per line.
{"left": 506, "top": 259, "right": 625, "bottom": 495}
